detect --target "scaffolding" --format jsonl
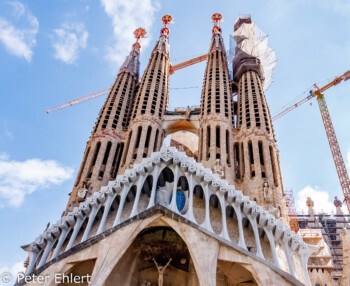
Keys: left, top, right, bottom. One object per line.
{"left": 296, "top": 214, "right": 350, "bottom": 283}
{"left": 285, "top": 189, "right": 299, "bottom": 233}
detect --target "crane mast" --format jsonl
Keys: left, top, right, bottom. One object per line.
{"left": 315, "top": 92, "right": 350, "bottom": 212}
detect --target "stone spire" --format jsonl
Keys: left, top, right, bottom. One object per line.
{"left": 209, "top": 12, "right": 225, "bottom": 53}
{"left": 66, "top": 28, "right": 146, "bottom": 210}
{"left": 119, "top": 27, "right": 147, "bottom": 78}
{"left": 120, "top": 15, "right": 173, "bottom": 171}
{"left": 232, "top": 15, "right": 286, "bottom": 219}
{"left": 198, "top": 13, "right": 235, "bottom": 184}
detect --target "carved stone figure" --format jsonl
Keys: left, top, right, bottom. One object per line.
{"left": 185, "top": 106, "right": 191, "bottom": 120}
{"left": 334, "top": 196, "right": 342, "bottom": 208}
{"left": 214, "top": 159, "right": 224, "bottom": 178}
{"left": 152, "top": 258, "right": 172, "bottom": 286}
{"left": 306, "top": 197, "right": 314, "bottom": 208}
{"left": 77, "top": 187, "right": 88, "bottom": 202}
{"left": 263, "top": 182, "right": 272, "bottom": 203}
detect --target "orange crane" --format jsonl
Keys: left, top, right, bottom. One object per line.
{"left": 272, "top": 71, "right": 350, "bottom": 213}
{"left": 45, "top": 54, "right": 208, "bottom": 114}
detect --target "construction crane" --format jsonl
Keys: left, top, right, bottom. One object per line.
{"left": 272, "top": 71, "right": 350, "bottom": 213}
{"left": 45, "top": 54, "right": 208, "bottom": 114}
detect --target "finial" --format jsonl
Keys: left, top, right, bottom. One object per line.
{"left": 160, "top": 14, "right": 173, "bottom": 38}
{"left": 132, "top": 27, "right": 147, "bottom": 52}
{"left": 211, "top": 12, "right": 223, "bottom": 35}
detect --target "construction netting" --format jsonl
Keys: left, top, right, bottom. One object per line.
{"left": 228, "top": 16, "right": 277, "bottom": 91}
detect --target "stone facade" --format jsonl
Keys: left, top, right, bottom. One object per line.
{"left": 18, "top": 14, "right": 318, "bottom": 286}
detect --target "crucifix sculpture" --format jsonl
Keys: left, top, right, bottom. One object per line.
{"left": 152, "top": 258, "right": 172, "bottom": 286}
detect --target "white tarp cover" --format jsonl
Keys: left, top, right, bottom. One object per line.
{"left": 230, "top": 22, "right": 277, "bottom": 91}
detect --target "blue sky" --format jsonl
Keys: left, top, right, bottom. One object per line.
{"left": 0, "top": 0, "right": 350, "bottom": 280}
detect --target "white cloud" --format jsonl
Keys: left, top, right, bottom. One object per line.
{"left": 296, "top": 185, "right": 348, "bottom": 214}
{"left": 100, "top": 0, "right": 160, "bottom": 69}
{"left": 0, "top": 1, "right": 39, "bottom": 61}
{"left": 0, "top": 261, "right": 25, "bottom": 285}
{"left": 0, "top": 154, "right": 74, "bottom": 208}
{"left": 53, "top": 22, "right": 88, "bottom": 64}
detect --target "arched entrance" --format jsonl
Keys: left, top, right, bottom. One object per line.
{"left": 105, "top": 227, "right": 199, "bottom": 286}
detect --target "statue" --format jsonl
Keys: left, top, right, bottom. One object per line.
{"left": 263, "top": 182, "right": 272, "bottom": 203}
{"left": 214, "top": 159, "right": 224, "bottom": 178}
{"left": 152, "top": 258, "right": 172, "bottom": 286}
{"left": 185, "top": 106, "right": 191, "bottom": 120}
{"left": 306, "top": 197, "right": 314, "bottom": 208}
{"left": 334, "top": 196, "right": 342, "bottom": 208}
{"left": 77, "top": 186, "right": 88, "bottom": 202}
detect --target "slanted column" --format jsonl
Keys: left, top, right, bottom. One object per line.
{"left": 25, "top": 243, "right": 40, "bottom": 275}
{"left": 51, "top": 217, "right": 72, "bottom": 259}
{"left": 260, "top": 213, "right": 280, "bottom": 268}
{"left": 37, "top": 231, "right": 56, "bottom": 268}
{"left": 280, "top": 230, "right": 295, "bottom": 277}
{"left": 113, "top": 183, "right": 131, "bottom": 226}
{"left": 130, "top": 173, "right": 147, "bottom": 217}
{"left": 147, "top": 164, "right": 160, "bottom": 209}
{"left": 66, "top": 208, "right": 85, "bottom": 251}
{"left": 97, "top": 187, "right": 117, "bottom": 234}
{"left": 169, "top": 165, "right": 180, "bottom": 213}
{"left": 243, "top": 201, "right": 264, "bottom": 259}
{"left": 81, "top": 199, "right": 100, "bottom": 242}
{"left": 298, "top": 243, "right": 316, "bottom": 286}
{"left": 230, "top": 192, "right": 247, "bottom": 250}
{"left": 185, "top": 172, "right": 196, "bottom": 222}
{"left": 202, "top": 183, "right": 214, "bottom": 233}
{"left": 217, "top": 189, "right": 230, "bottom": 241}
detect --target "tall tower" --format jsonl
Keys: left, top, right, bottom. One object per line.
{"left": 67, "top": 28, "right": 146, "bottom": 209}
{"left": 232, "top": 16, "right": 286, "bottom": 218}
{"left": 120, "top": 15, "right": 173, "bottom": 170}
{"left": 198, "top": 13, "right": 235, "bottom": 184}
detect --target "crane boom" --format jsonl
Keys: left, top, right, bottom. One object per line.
{"left": 272, "top": 71, "right": 350, "bottom": 121}
{"left": 169, "top": 54, "right": 208, "bottom": 74}
{"left": 45, "top": 88, "right": 111, "bottom": 114}
{"left": 46, "top": 54, "right": 208, "bottom": 114}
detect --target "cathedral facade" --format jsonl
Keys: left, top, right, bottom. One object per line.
{"left": 18, "top": 14, "right": 315, "bottom": 286}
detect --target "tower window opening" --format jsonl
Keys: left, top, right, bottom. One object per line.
{"left": 216, "top": 126, "right": 220, "bottom": 148}
{"left": 258, "top": 141, "right": 264, "bottom": 166}
{"left": 135, "top": 126, "right": 142, "bottom": 149}
{"left": 122, "top": 132, "right": 132, "bottom": 166}
{"left": 145, "top": 126, "right": 152, "bottom": 148}
{"left": 241, "top": 142, "right": 245, "bottom": 178}
{"left": 110, "top": 143, "right": 120, "bottom": 177}
{"left": 248, "top": 141, "right": 254, "bottom": 164}
{"left": 234, "top": 143, "right": 239, "bottom": 179}
{"left": 102, "top": 142, "right": 112, "bottom": 165}
{"left": 86, "top": 142, "right": 101, "bottom": 179}
{"left": 248, "top": 141, "right": 255, "bottom": 178}
{"left": 207, "top": 126, "right": 211, "bottom": 160}
{"left": 153, "top": 129, "right": 159, "bottom": 152}
{"left": 75, "top": 147, "right": 90, "bottom": 186}
{"left": 259, "top": 141, "right": 266, "bottom": 178}
{"left": 270, "top": 145, "right": 278, "bottom": 186}
{"left": 226, "top": 130, "right": 230, "bottom": 165}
